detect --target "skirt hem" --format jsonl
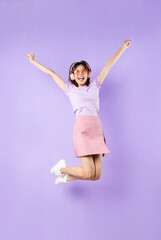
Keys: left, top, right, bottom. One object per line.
{"left": 75, "top": 151, "right": 110, "bottom": 158}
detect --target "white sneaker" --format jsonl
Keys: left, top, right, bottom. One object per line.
{"left": 50, "top": 159, "right": 67, "bottom": 176}
{"left": 55, "top": 174, "right": 69, "bottom": 185}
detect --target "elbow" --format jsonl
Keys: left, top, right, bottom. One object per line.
{"left": 49, "top": 70, "right": 55, "bottom": 77}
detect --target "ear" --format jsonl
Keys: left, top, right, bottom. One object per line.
{"left": 70, "top": 73, "right": 75, "bottom": 80}
{"left": 88, "top": 71, "right": 91, "bottom": 78}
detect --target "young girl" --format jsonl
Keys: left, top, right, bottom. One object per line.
{"left": 27, "top": 39, "right": 131, "bottom": 185}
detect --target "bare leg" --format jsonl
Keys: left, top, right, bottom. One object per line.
{"left": 60, "top": 155, "right": 96, "bottom": 181}
{"left": 61, "top": 166, "right": 84, "bottom": 179}
{"left": 66, "top": 154, "right": 103, "bottom": 182}
{"left": 66, "top": 173, "right": 99, "bottom": 182}
{"left": 66, "top": 174, "right": 84, "bottom": 181}
{"left": 92, "top": 154, "right": 102, "bottom": 180}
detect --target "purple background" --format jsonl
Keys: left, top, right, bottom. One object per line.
{"left": 1, "top": 0, "right": 161, "bottom": 239}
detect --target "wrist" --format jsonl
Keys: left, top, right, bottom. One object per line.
{"left": 121, "top": 44, "right": 126, "bottom": 50}
{"left": 30, "top": 59, "right": 35, "bottom": 64}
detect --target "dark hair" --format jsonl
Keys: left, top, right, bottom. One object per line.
{"left": 68, "top": 60, "right": 91, "bottom": 87}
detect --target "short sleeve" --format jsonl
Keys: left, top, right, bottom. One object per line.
{"left": 64, "top": 83, "right": 71, "bottom": 96}
{"left": 91, "top": 75, "right": 101, "bottom": 89}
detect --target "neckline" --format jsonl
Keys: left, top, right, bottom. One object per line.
{"left": 74, "top": 85, "right": 87, "bottom": 88}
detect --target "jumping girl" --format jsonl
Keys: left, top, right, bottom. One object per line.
{"left": 27, "top": 39, "right": 131, "bottom": 185}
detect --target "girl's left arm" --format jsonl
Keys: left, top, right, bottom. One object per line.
{"left": 98, "top": 40, "right": 132, "bottom": 85}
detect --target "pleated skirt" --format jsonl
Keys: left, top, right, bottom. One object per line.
{"left": 73, "top": 115, "right": 110, "bottom": 158}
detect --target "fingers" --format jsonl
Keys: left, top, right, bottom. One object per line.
{"left": 27, "top": 53, "right": 34, "bottom": 61}
{"left": 127, "top": 40, "right": 132, "bottom": 47}
{"left": 124, "top": 40, "right": 132, "bottom": 48}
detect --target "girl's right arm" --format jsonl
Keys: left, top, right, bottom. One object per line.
{"left": 27, "top": 53, "right": 66, "bottom": 93}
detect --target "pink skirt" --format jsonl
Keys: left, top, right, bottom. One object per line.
{"left": 73, "top": 115, "right": 110, "bottom": 158}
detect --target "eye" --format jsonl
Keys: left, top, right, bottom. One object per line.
{"left": 74, "top": 69, "right": 87, "bottom": 75}
{"left": 74, "top": 70, "right": 79, "bottom": 75}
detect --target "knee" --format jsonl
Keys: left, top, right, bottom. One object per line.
{"left": 92, "top": 173, "right": 101, "bottom": 181}
{"left": 83, "top": 170, "right": 95, "bottom": 180}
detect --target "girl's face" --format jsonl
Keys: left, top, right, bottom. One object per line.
{"left": 74, "top": 64, "right": 88, "bottom": 87}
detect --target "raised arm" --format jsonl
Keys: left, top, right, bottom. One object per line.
{"left": 27, "top": 53, "right": 66, "bottom": 92}
{"left": 98, "top": 40, "right": 132, "bottom": 85}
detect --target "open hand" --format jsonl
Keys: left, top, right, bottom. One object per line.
{"left": 123, "top": 40, "right": 132, "bottom": 49}
{"left": 27, "top": 53, "right": 34, "bottom": 61}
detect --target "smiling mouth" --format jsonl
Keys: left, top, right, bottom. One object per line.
{"left": 78, "top": 77, "right": 85, "bottom": 81}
